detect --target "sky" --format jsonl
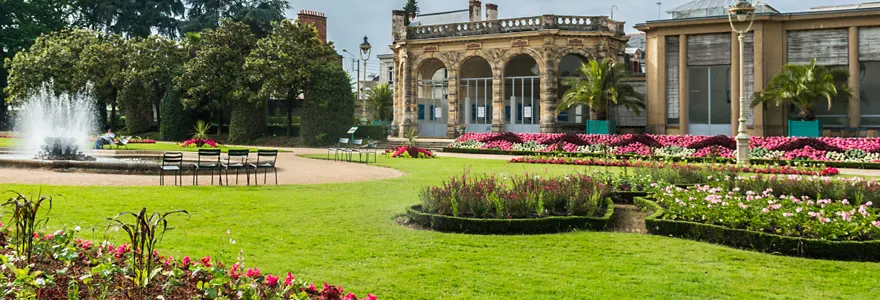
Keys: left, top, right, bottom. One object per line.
{"left": 284, "top": 0, "right": 857, "bottom": 78}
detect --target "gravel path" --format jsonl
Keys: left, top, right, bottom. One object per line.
{"left": 0, "top": 148, "right": 404, "bottom": 187}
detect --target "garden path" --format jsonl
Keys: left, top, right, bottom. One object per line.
{"left": 0, "top": 150, "right": 403, "bottom": 186}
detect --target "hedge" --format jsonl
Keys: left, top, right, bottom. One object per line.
{"left": 443, "top": 147, "right": 880, "bottom": 169}
{"left": 634, "top": 197, "right": 880, "bottom": 261}
{"left": 301, "top": 65, "right": 355, "bottom": 146}
{"left": 354, "top": 125, "right": 388, "bottom": 141}
{"left": 406, "top": 198, "right": 614, "bottom": 235}
{"left": 159, "top": 88, "right": 192, "bottom": 141}
{"left": 228, "top": 100, "right": 267, "bottom": 144}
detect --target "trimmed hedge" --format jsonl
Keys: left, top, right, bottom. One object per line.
{"left": 443, "top": 147, "right": 880, "bottom": 169}
{"left": 406, "top": 198, "right": 615, "bottom": 235}
{"left": 634, "top": 197, "right": 880, "bottom": 261}
{"left": 159, "top": 88, "right": 192, "bottom": 141}
{"left": 354, "top": 125, "right": 388, "bottom": 141}
{"left": 301, "top": 65, "right": 355, "bottom": 146}
{"left": 228, "top": 100, "right": 267, "bottom": 144}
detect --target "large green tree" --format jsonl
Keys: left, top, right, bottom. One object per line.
{"left": 120, "top": 35, "right": 186, "bottom": 133}
{"left": 182, "top": 0, "right": 288, "bottom": 37}
{"left": 178, "top": 20, "right": 263, "bottom": 143}
{"left": 557, "top": 59, "right": 645, "bottom": 121}
{"left": 244, "top": 19, "right": 336, "bottom": 137}
{"left": 751, "top": 58, "right": 851, "bottom": 121}
{"left": 77, "top": 31, "right": 127, "bottom": 130}
{"left": 72, "top": 0, "right": 185, "bottom": 37}
{"left": 301, "top": 62, "right": 355, "bottom": 146}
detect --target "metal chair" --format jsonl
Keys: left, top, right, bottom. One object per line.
{"left": 250, "top": 149, "right": 279, "bottom": 185}
{"left": 192, "top": 149, "right": 222, "bottom": 186}
{"left": 223, "top": 149, "right": 250, "bottom": 186}
{"left": 361, "top": 141, "right": 380, "bottom": 164}
{"left": 159, "top": 152, "right": 183, "bottom": 186}
{"left": 343, "top": 139, "right": 364, "bottom": 161}
{"left": 328, "top": 138, "right": 349, "bottom": 160}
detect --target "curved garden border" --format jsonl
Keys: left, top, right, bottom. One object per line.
{"left": 406, "top": 198, "right": 614, "bottom": 235}
{"left": 634, "top": 197, "right": 880, "bottom": 261}
{"left": 443, "top": 147, "right": 880, "bottom": 169}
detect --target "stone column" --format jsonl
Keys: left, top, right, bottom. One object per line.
{"left": 492, "top": 68, "right": 505, "bottom": 132}
{"left": 540, "top": 50, "right": 558, "bottom": 133}
{"left": 446, "top": 69, "right": 459, "bottom": 138}
{"left": 678, "top": 35, "right": 688, "bottom": 133}
{"left": 849, "top": 26, "right": 860, "bottom": 129}
{"left": 399, "top": 51, "right": 414, "bottom": 137}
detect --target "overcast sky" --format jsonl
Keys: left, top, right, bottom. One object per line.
{"left": 284, "top": 0, "right": 855, "bottom": 77}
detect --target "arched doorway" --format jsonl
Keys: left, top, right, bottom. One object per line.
{"left": 558, "top": 54, "right": 589, "bottom": 127}
{"left": 416, "top": 58, "right": 448, "bottom": 137}
{"left": 458, "top": 56, "right": 493, "bottom": 133}
{"left": 504, "top": 54, "right": 541, "bottom": 133}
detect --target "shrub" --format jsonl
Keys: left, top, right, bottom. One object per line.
{"left": 228, "top": 100, "right": 267, "bottom": 144}
{"left": 107, "top": 208, "right": 188, "bottom": 288}
{"left": 301, "top": 64, "right": 355, "bottom": 146}
{"left": 159, "top": 88, "right": 192, "bottom": 141}
{"left": 419, "top": 173, "right": 611, "bottom": 219}
{"left": 730, "top": 175, "right": 880, "bottom": 206}
{"left": 1, "top": 191, "right": 52, "bottom": 264}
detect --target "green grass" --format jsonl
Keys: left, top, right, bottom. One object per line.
{"left": 0, "top": 138, "right": 15, "bottom": 148}
{"left": 0, "top": 138, "right": 284, "bottom": 153}
{"left": 4, "top": 156, "right": 880, "bottom": 299}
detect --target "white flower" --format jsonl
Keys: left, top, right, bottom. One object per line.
{"left": 35, "top": 278, "right": 45, "bottom": 286}
{"left": 74, "top": 226, "right": 81, "bottom": 231}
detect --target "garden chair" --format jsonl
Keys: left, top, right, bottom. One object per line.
{"left": 159, "top": 152, "right": 183, "bottom": 186}
{"left": 192, "top": 149, "right": 222, "bottom": 186}
{"left": 328, "top": 138, "right": 349, "bottom": 161}
{"left": 102, "top": 136, "right": 130, "bottom": 150}
{"left": 343, "top": 139, "right": 364, "bottom": 162}
{"left": 250, "top": 149, "right": 279, "bottom": 185}
{"left": 361, "top": 141, "right": 380, "bottom": 164}
{"left": 223, "top": 149, "right": 250, "bottom": 186}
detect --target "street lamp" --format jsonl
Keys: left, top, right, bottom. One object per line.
{"left": 728, "top": 0, "right": 758, "bottom": 166}
{"left": 342, "top": 49, "right": 360, "bottom": 103}
{"left": 359, "top": 36, "right": 373, "bottom": 125}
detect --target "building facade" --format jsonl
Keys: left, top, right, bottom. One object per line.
{"left": 389, "top": 0, "right": 632, "bottom": 138}
{"left": 637, "top": 1, "right": 880, "bottom": 136}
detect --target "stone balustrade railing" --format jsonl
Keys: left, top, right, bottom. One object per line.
{"left": 407, "top": 15, "right": 625, "bottom": 40}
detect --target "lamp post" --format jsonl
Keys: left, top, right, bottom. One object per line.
{"left": 728, "top": 0, "right": 758, "bottom": 166}
{"left": 359, "top": 35, "right": 373, "bottom": 125}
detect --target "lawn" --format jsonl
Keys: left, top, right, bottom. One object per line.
{"left": 4, "top": 156, "right": 880, "bottom": 299}
{"left": 0, "top": 138, "right": 284, "bottom": 153}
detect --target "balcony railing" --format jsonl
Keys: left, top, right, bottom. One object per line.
{"left": 407, "top": 15, "right": 625, "bottom": 40}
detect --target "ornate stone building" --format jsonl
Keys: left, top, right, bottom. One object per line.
{"left": 390, "top": 0, "right": 629, "bottom": 138}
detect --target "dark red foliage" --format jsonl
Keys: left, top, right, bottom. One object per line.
{"left": 769, "top": 138, "right": 845, "bottom": 152}
{"left": 608, "top": 134, "right": 662, "bottom": 148}
{"left": 686, "top": 135, "right": 736, "bottom": 150}
{"left": 480, "top": 132, "right": 524, "bottom": 144}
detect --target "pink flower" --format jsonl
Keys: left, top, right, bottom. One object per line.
{"left": 365, "top": 294, "right": 377, "bottom": 300}
{"left": 164, "top": 256, "right": 174, "bottom": 266}
{"left": 247, "top": 268, "right": 261, "bottom": 278}
{"left": 265, "top": 274, "right": 279, "bottom": 287}
{"left": 344, "top": 293, "right": 358, "bottom": 300}
{"left": 873, "top": 221, "right": 880, "bottom": 227}
{"left": 200, "top": 256, "right": 212, "bottom": 267}
{"left": 181, "top": 256, "right": 191, "bottom": 269}
{"left": 783, "top": 212, "right": 792, "bottom": 217}
{"left": 229, "top": 263, "right": 241, "bottom": 280}
{"left": 306, "top": 283, "right": 317, "bottom": 292}
{"left": 284, "top": 272, "right": 295, "bottom": 286}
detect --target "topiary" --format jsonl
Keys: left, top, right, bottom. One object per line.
{"left": 227, "top": 99, "right": 267, "bottom": 144}
{"left": 159, "top": 88, "right": 192, "bottom": 141}
{"left": 301, "top": 64, "right": 355, "bottom": 147}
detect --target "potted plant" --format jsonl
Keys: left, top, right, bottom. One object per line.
{"left": 557, "top": 58, "right": 645, "bottom": 134}
{"left": 751, "top": 58, "right": 851, "bottom": 137}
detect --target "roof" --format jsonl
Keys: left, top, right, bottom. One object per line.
{"left": 666, "top": 0, "right": 778, "bottom": 18}
{"left": 409, "top": 10, "right": 470, "bottom": 27}
{"left": 809, "top": 2, "right": 880, "bottom": 11}
{"left": 626, "top": 33, "right": 646, "bottom": 51}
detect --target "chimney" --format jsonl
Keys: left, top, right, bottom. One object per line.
{"left": 298, "top": 10, "right": 327, "bottom": 44}
{"left": 485, "top": 3, "right": 498, "bottom": 20}
{"left": 392, "top": 10, "right": 407, "bottom": 42}
{"left": 469, "top": 0, "right": 482, "bottom": 22}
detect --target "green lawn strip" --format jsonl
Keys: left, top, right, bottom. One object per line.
{"left": 0, "top": 138, "right": 16, "bottom": 148}
{"left": 0, "top": 138, "right": 287, "bottom": 153}
{"left": 3, "top": 156, "right": 879, "bottom": 299}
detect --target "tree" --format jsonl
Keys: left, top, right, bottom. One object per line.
{"left": 159, "top": 85, "right": 192, "bottom": 140}
{"left": 72, "top": 0, "right": 185, "bottom": 37}
{"left": 402, "top": 0, "right": 419, "bottom": 26}
{"left": 121, "top": 35, "right": 186, "bottom": 132}
{"left": 244, "top": 19, "right": 336, "bottom": 137}
{"left": 301, "top": 63, "right": 355, "bottom": 146}
{"left": 182, "top": 0, "right": 288, "bottom": 37}
{"left": 5, "top": 29, "right": 95, "bottom": 103}
{"left": 178, "top": 19, "right": 262, "bottom": 143}
{"left": 366, "top": 83, "right": 393, "bottom": 122}
{"left": 556, "top": 59, "right": 645, "bottom": 121}
{"left": 752, "top": 58, "right": 851, "bottom": 121}
{"left": 77, "top": 31, "right": 127, "bottom": 130}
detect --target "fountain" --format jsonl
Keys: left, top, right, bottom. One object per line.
{"left": 14, "top": 86, "right": 99, "bottom": 161}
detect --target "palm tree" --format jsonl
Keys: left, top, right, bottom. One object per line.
{"left": 751, "top": 58, "right": 851, "bottom": 120}
{"left": 556, "top": 58, "right": 645, "bottom": 120}
{"left": 366, "top": 83, "right": 393, "bottom": 122}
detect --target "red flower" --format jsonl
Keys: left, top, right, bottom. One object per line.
{"left": 265, "top": 274, "right": 279, "bottom": 287}
{"left": 246, "top": 268, "right": 261, "bottom": 278}
{"left": 307, "top": 283, "right": 318, "bottom": 292}
{"left": 229, "top": 263, "right": 241, "bottom": 280}
{"left": 200, "top": 255, "right": 212, "bottom": 267}
{"left": 284, "top": 272, "right": 295, "bottom": 286}
{"left": 181, "top": 256, "right": 192, "bottom": 269}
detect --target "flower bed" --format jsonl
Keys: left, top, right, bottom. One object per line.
{"left": 449, "top": 133, "right": 880, "bottom": 165}
{"left": 384, "top": 146, "right": 434, "bottom": 158}
{"left": 128, "top": 137, "right": 156, "bottom": 144}
{"left": 509, "top": 156, "right": 840, "bottom": 176}
{"left": 636, "top": 197, "right": 880, "bottom": 261}
{"left": 0, "top": 134, "right": 19, "bottom": 138}
{"left": 0, "top": 229, "right": 377, "bottom": 299}
{"left": 180, "top": 138, "right": 221, "bottom": 148}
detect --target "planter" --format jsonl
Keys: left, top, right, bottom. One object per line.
{"left": 406, "top": 199, "right": 615, "bottom": 235}
{"left": 586, "top": 120, "right": 616, "bottom": 134}
{"left": 634, "top": 197, "right": 880, "bottom": 261}
{"left": 788, "top": 120, "right": 822, "bottom": 137}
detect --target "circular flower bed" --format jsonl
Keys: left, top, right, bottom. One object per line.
{"left": 384, "top": 146, "right": 434, "bottom": 158}
{"left": 180, "top": 138, "right": 221, "bottom": 148}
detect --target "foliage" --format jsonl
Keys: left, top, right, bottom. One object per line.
{"left": 107, "top": 208, "right": 188, "bottom": 288}
{"left": 557, "top": 58, "right": 645, "bottom": 120}
{"left": 72, "top": 0, "right": 185, "bottom": 37}
{"left": 121, "top": 35, "right": 187, "bottom": 133}
{"left": 5, "top": 29, "right": 97, "bottom": 104}
{"left": 1, "top": 191, "right": 52, "bottom": 264}
{"left": 244, "top": 19, "right": 336, "bottom": 137}
{"left": 731, "top": 175, "right": 880, "bottom": 206}
{"left": 366, "top": 83, "right": 393, "bottom": 122}
{"left": 752, "top": 58, "right": 851, "bottom": 121}
{"left": 160, "top": 87, "right": 193, "bottom": 141}
{"left": 384, "top": 146, "right": 434, "bottom": 158}
{"left": 419, "top": 172, "right": 611, "bottom": 219}
{"left": 403, "top": 127, "right": 419, "bottom": 147}
{"left": 192, "top": 120, "right": 211, "bottom": 140}
{"left": 180, "top": 138, "right": 220, "bottom": 148}
{"left": 178, "top": 20, "right": 262, "bottom": 144}
{"left": 182, "top": 0, "right": 289, "bottom": 37}
{"left": 402, "top": 0, "right": 419, "bottom": 25}
{"left": 651, "top": 184, "right": 880, "bottom": 241}
{"left": 300, "top": 63, "right": 355, "bottom": 146}
{"left": 509, "top": 157, "right": 839, "bottom": 177}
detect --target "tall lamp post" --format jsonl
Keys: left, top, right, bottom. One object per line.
{"left": 728, "top": 0, "right": 758, "bottom": 166}
{"left": 359, "top": 35, "right": 373, "bottom": 125}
